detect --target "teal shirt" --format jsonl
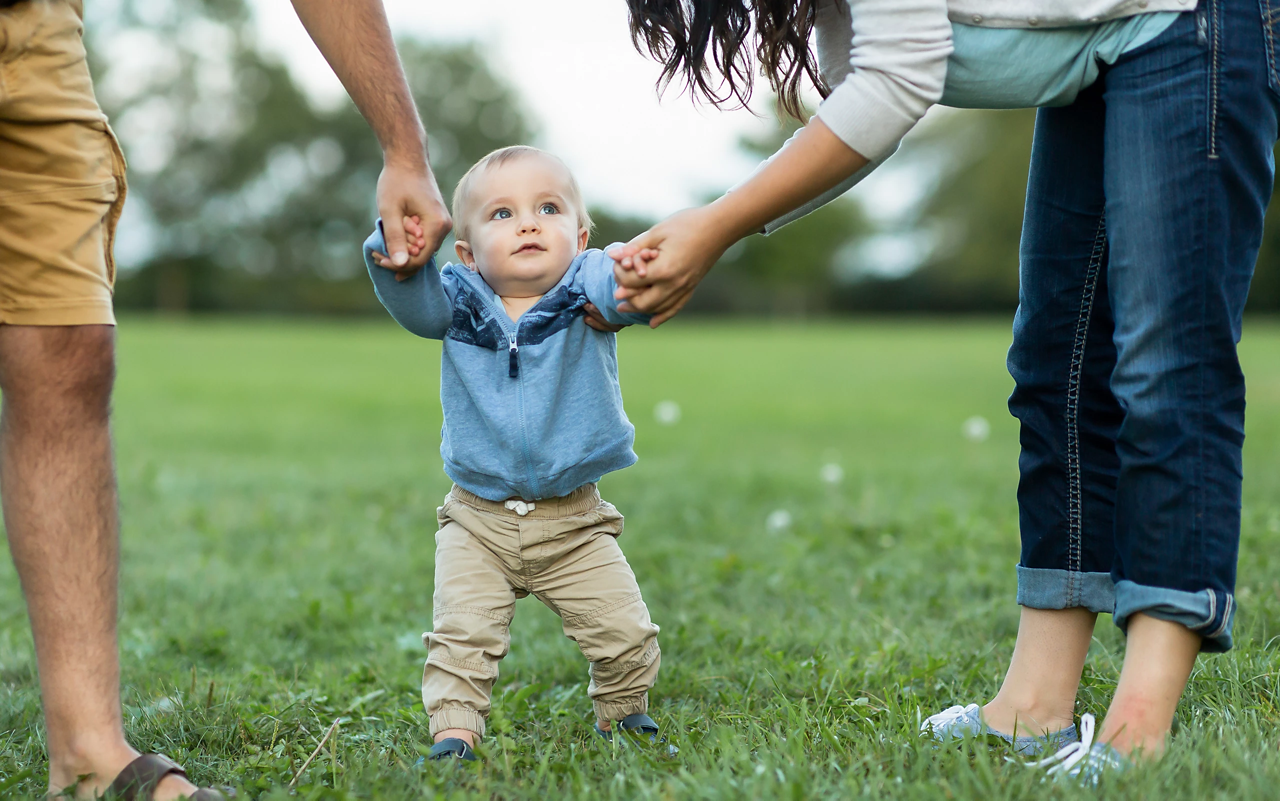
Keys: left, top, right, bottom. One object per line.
{"left": 942, "top": 13, "right": 1181, "bottom": 109}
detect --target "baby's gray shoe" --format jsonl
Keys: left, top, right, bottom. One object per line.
{"left": 921, "top": 703, "right": 1078, "bottom": 756}
{"left": 595, "top": 712, "right": 660, "bottom": 743}
{"left": 426, "top": 737, "right": 477, "bottom": 763}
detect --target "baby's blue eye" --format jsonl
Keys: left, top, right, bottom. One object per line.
{"left": 539, "top": 204, "right": 558, "bottom": 215}
{"left": 492, "top": 209, "right": 512, "bottom": 220}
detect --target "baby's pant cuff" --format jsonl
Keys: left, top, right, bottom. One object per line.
{"left": 593, "top": 693, "right": 648, "bottom": 723}
{"left": 430, "top": 706, "right": 487, "bottom": 739}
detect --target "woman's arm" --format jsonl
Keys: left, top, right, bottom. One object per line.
{"left": 612, "top": 0, "right": 952, "bottom": 326}
{"left": 815, "top": 0, "right": 952, "bottom": 163}
{"left": 610, "top": 117, "right": 867, "bottom": 326}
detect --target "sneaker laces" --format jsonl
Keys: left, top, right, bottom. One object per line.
{"left": 921, "top": 703, "right": 978, "bottom": 734}
{"left": 1027, "top": 713, "right": 1094, "bottom": 776}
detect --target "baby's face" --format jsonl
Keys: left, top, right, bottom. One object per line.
{"left": 455, "top": 154, "right": 588, "bottom": 298}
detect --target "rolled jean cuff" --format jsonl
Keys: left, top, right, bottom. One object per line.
{"left": 430, "top": 706, "right": 487, "bottom": 739}
{"left": 593, "top": 693, "right": 648, "bottom": 723}
{"left": 1113, "top": 580, "right": 1234, "bottom": 653}
{"left": 1016, "top": 565, "right": 1114, "bottom": 613}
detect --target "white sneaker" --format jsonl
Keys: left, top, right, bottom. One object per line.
{"left": 1026, "top": 713, "right": 1127, "bottom": 784}
{"left": 921, "top": 703, "right": 1079, "bottom": 756}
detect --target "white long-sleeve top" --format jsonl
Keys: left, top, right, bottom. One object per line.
{"left": 813, "top": 0, "right": 1195, "bottom": 162}
{"left": 753, "top": 0, "right": 1196, "bottom": 233}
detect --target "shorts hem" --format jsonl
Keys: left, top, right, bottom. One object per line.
{"left": 0, "top": 301, "right": 116, "bottom": 326}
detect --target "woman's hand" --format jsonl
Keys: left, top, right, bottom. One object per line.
{"left": 607, "top": 205, "right": 736, "bottom": 328}
{"left": 608, "top": 118, "right": 870, "bottom": 327}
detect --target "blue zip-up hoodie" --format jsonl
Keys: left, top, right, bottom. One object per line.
{"left": 364, "top": 225, "right": 650, "bottom": 502}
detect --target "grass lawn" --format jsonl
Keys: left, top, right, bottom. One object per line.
{"left": 2, "top": 317, "right": 1279, "bottom": 799}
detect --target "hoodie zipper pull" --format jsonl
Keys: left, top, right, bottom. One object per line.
{"left": 507, "top": 334, "right": 519, "bottom": 378}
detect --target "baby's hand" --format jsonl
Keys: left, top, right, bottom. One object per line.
{"left": 609, "top": 247, "right": 659, "bottom": 278}
{"left": 372, "top": 215, "right": 430, "bottom": 281}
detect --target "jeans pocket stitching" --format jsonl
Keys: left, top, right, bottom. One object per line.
{"left": 1264, "top": 0, "right": 1280, "bottom": 93}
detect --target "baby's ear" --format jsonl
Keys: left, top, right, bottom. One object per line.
{"left": 577, "top": 227, "right": 590, "bottom": 253}
{"left": 455, "top": 240, "right": 478, "bottom": 270}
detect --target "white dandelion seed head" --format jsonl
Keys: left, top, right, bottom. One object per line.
{"left": 766, "top": 509, "right": 793, "bottom": 534}
{"left": 654, "top": 400, "right": 682, "bottom": 425}
{"left": 819, "top": 463, "right": 844, "bottom": 485}
{"left": 962, "top": 415, "right": 991, "bottom": 443}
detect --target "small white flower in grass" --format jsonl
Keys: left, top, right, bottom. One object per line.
{"left": 654, "top": 400, "right": 681, "bottom": 425}
{"left": 962, "top": 415, "right": 991, "bottom": 442}
{"left": 766, "top": 509, "right": 792, "bottom": 534}
{"left": 396, "top": 633, "right": 424, "bottom": 652}
{"left": 820, "top": 463, "right": 844, "bottom": 485}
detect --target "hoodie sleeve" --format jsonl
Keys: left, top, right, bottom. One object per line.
{"left": 577, "top": 248, "right": 653, "bottom": 327}
{"left": 363, "top": 222, "right": 454, "bottom": 340}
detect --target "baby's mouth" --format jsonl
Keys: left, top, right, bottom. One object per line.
{"left": 515, "top": 243, "right": 546, "bottom": 254}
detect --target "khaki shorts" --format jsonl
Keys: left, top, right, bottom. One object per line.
{"left": 0, "top": 0, "right": 124, "bottom": 326}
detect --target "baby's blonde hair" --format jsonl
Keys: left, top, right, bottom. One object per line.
{"left": 450, "top": 146, "right": 594, "bottom": 241}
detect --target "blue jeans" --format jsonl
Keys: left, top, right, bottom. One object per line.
{"left": 1008, "top": 0, "right": 1279, "bottom": 653}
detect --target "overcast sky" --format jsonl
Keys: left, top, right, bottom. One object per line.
{"left": 250, "top": 0, "right": 790, "bottom": 220}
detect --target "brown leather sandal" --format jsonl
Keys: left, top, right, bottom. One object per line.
{"left": 105, "top": 754, "right": 227, "bottom": 800}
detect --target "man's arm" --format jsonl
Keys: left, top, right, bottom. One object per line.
{"left": 291, "top": 0, "right": 450, "bottom": 272}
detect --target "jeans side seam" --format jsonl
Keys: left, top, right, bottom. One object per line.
{"left": 1210, "top": 0, "right": 1221, "bottom": 158}
{"left": 1065, "top": 215, "right": 1107, "bottom": 604}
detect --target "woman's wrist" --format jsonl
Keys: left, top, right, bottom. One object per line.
{"left": 704, "top": 194, "right": 761, "bottom": 253}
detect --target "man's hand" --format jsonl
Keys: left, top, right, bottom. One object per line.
{"left": 291, "top": 0, "right": 452, "bottom": 272}
{"left": 376, "top": 163, "right": 451, "bottom": 276}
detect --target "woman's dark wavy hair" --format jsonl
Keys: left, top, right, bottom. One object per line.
{"left": 627, "top": 0, "right": 829, "bottom": 121}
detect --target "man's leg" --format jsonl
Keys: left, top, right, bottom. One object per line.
{"left": 0, "top": 325, "right": 196, "bottom": 799}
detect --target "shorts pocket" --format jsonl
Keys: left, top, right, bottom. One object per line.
{"left": 99, "top": 122, "right": 128, "bottom": 286}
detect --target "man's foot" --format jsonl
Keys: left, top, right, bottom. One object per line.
{"left": 51, "top": 745, "right": 201, "bottom": 800}
{"left": 922, "top": 703, "right": 1078, "bottom": 756}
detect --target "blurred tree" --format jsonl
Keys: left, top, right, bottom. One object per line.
{"left": 87, "top": 0, "right": 533, "bottom": 312}
{"left": 689, "top": 112, "right": 872, "bottom": 315}
{"left": 905, "top": 109, "right": 1033, "bottom": 311}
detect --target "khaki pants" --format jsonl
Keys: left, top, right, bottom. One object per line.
{"left": 0, "top": 0, "right": 125, "bottom": 325}
{"left": 424, "top": 484, "right": 661, "bottom": 739}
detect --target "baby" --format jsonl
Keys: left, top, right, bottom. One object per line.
{"left": 364, "top": 146, "right": 661, "bottom": 763}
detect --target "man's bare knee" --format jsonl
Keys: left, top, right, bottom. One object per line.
{"left": 0, "top": 326, "right": 117, "bottom": 422}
